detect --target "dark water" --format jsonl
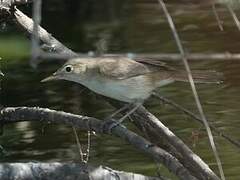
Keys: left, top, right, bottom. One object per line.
{"left": 0, "top": 1, "right": 240, "bottom": 179}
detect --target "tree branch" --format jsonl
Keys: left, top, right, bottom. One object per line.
{"left": 0, "top": 0, "right": 31, "bottom": 8}
{"left": 13, "top": 8, "right": 77, "bottom": 57}
{"left": 0, "top": 107, "right": 198, "bottom": 180}
{"left": 0, "top": 163, "right": 160, "bottom": 180}
{"left": 132, "top": 107, "right": 220, "bottom": 180}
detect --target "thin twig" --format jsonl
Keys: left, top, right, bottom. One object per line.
{"left": 212, "top": 3, "right": 224, "bottom": 31}
{"left": 0, "top": 57, "right": 4, "bottom": 77}
{"left": 85, "top": 131, "right": 91, "bottom": 163}
{"left": 157, "top": 1, "right": 225, "bottom": 180}
{"left": 226, "top": 3, "right": 240, "bottom": 31}
{"left": 31, "top": 0, "right": 42, "bottom": 67}
{"left": 72, "top": 126, "right": 84, "bottom": 162}
{"left": 152, "top": 93, "right": 240, "bottom": 148}
{"left": 38, "top": 51, "right": 240, "bottom": 62}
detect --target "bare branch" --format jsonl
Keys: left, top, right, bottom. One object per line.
{"left": 72, "top": 126, "right": 85, "bottom": 162}
{"left": 133, "top": 106, "right": 220, "bottom": 180}
{"left": 225, "top": 3, "right": 240, "bottom": 31}
{"left": 0, "top": 0, "right": 31, "bottom": 8}
{"left": 0, "top": 163, "right": 160, "bottom": 180}
{"left": 38, "top": 52, "right": 240, "bottom": 61}
{"left": 13, "top": 8, "right": 77, "bottom": 57}
{"left": 30, "top": 0, "right": 42, "bottom": 67}
{"left": 0, "top": 107, "right": 198, "bottom": 180}
{"left": 212, "top": 3, "right": 224, "bottom": 31}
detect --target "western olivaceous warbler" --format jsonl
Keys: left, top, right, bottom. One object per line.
{"left": 42, "top": 57, "right": 222, "bottom": 123}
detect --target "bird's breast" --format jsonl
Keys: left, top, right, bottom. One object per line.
{"left": 81, "top": 76, "right": 153, "bottom": 103}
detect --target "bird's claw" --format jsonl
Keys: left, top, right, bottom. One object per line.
{"left": 102, "top": 118, "right": 124, "bottom": 134}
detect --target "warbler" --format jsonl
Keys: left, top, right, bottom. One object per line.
{"left": 42, "top": 57, "right": 222, "bottom": 122}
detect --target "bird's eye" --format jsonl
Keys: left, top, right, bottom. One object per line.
{"left": 65, "top": 65, "right": 73, "bottom": 73}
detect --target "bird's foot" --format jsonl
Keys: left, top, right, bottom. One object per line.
{"left": 102, "top": 118, "right": 125, "bottom": 134}
{"left": 103, "top": 115, "right": 115, "bottom": 121}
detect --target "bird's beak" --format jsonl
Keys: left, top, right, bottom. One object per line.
{"left": 41, "top": 73, "right": 58, "bottom": 82}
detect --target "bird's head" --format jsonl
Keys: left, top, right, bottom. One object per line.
{"left": 41, "top": 58, "right": 89, "bottom": 83}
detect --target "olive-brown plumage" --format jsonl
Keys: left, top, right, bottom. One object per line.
{"left": 42, "top": 57, "right": 222, "bottom": 103}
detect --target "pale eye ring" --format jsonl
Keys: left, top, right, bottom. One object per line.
{"left": 65, "top": 65, "right": 73, "bottom": 73}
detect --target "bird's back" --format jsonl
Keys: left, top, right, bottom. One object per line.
{"left": 68, "top": 57, "right": 222, "bottom": 103}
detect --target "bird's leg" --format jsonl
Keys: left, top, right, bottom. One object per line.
{"left": 105, "top": 103, "right": 132, "bottom": 120}
{"left": 106, "top": 102, "right": 143, "bottom": 132}
{"left": 117, "top": 102, "right": 142, "bottom": 124}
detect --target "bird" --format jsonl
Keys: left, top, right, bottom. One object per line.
{"left": 42, "top": 56, "right": 222, "bottom": 124}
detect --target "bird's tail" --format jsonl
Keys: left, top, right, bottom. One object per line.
{"left": 173, "top": 70, "right": 223, "bottom": 84}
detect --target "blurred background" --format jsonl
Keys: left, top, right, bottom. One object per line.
{"left": 0, "top": 0, "right": 240, "bottom": 179}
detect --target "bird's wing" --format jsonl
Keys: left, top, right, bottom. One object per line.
{"left": 98, "top": 58, "right": 151, "bottom": 80}
{"left": 134, "top": 57, "right": 176, "bottom": 71}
